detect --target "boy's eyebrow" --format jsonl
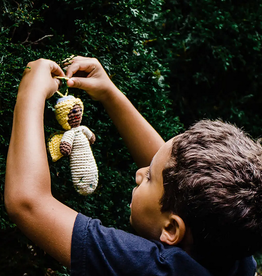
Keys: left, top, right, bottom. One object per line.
{"left": 149, "top": 156, "right": 154, "bottom": 178}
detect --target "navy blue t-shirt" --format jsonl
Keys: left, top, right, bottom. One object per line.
{"left": 71, "top": 213, "right": 257, "bottom": 276}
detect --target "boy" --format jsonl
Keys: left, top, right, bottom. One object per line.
{"left": 5, "top": 57, "right": 262, "bottom": 275}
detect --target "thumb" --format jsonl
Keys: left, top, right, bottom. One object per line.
{"left": 54, "top": 78, "right": 61, "bottom": 87}
{"left": 67, "top": 77, "right": 90, "bottom": 90}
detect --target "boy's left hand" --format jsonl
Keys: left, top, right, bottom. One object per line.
{"left": 18, "top": 58, "right": 65, "bottom": 100}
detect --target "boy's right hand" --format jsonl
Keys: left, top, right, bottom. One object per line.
{"left": 65, "top": 56, "right": 117, "bottom": 102}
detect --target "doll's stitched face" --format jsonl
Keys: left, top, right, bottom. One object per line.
{"left": 68, "top": 104, "right": 83, "bottom": 128}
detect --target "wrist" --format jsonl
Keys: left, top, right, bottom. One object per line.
{"left": 99, "top": 84, "right": 123, "bottom": 105}
{"left": 16, "top": 91, "right": 46, "bottom": 113}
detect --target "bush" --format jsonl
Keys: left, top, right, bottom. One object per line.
{"left": 0, "top": 0, "right": 182, "bottom": 274}
{"left": 0, "top": 0, "right": 261, "bottom": 274}
{"left": 157, "top": 0, "right": 262, "bottom": 137}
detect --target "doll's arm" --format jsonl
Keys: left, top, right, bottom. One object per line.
{"left": 89, "top": 133, "right": 96, "bottom": 144}
{"left": 5, "top": 59, "right": 77, "bottom": 268}
{"left": 66, "top": 57, "right": 164, "bottom": 167}
{"left": 82, "top": 126, "right": 96, "bottom": 144}
{"left": 60, "top": 129, "right": 75, "bottom": 156}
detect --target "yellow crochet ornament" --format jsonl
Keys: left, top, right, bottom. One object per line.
{"left": 48, "top": 93, "right": 98, "bottom": 195}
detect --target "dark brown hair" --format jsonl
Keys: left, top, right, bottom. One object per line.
{"left": 161, "top": 120, "right": 262, "bottom": 261}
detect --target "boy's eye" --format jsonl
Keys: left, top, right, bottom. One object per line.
{"left": 72, "top": 109, "right": 77, "bottom": 113}
{"left": 145, "top": 168, "right": 150, "bottom": 181}
{"left": 79, "top": 108, "right": 82, "bottom": 112}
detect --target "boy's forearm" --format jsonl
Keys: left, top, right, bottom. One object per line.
{"left": 5, "top": 95, "right": 51, "bottom": 214}
{"left": 5, "top": 93, "right": 77, "bottom": 267}
{"left": 5, "top": 59, "right": 78, "bottom": 267}
{"left": 5, "top": 59, "right": 61, "bottom": 211}
{"left": 100, "top": 87, "right": 165, "bottom": 167}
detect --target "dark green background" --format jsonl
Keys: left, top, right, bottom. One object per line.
{"left": 0, "top": 0, "right": 261, "bottom": 274}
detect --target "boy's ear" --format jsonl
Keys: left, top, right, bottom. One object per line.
{"left": 160, "top": 214, "right": 186, "bottom": 245}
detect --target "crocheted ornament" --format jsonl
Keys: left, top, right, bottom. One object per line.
{"left": 48, "top": 95, "right": 98, "bottom": 195}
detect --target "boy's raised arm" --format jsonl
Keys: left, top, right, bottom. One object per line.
{"left": 5, "top": 59, "right": 77, "bottom": 268}
{"left": 4, "top": 56, "right": 164, "bottom": 269}
{"left": 66, "top": 56, "right": 165, "bottom": 168}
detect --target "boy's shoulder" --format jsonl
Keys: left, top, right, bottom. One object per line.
{"left": 71, "top": 213, "right": 256, "bottom": 276}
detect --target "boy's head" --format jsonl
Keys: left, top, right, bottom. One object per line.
{"left": 161, "top": 120, "right": 262, "bottom": 260}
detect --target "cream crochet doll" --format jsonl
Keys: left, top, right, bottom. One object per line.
{"left": 48, "top": 95, "right": 98, "bottom": 195}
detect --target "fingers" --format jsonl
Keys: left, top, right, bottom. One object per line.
{"left": 65, "top": 57, "right": 100, "bottom": 91}
{"left": 47, "top": 61, "right": 65, "bottom": 96}
{"left": 65, "top": 57, "right": 99, "bottom": 78}
{"left": 67, "top": 77, "right": 93, "bottom": 90}
{"left": 20, "top": 59, "right": 65, "bottom": 100}
{"left": 27, "top": 58, "right": 62, "bottom": 74}
{"left": 67, "top": 78, "right": 78, "bottom": 88}
{"left": 63, "top": 56, "right": 115, "bottom": 102}
{"left": 25, "top": 59, "right": 65, "bottom": 82}
{"left": 50, "top": 61, "right": 65, "bottom": 78}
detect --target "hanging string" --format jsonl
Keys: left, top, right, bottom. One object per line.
{"left": 54, "top": 76, "right": 70, "bottom": 97}
{"left": 56, "top": 90, "right": 65, "bottom": 97}
{"left": 54, "top": 76, "right": 70, "bottom": 81}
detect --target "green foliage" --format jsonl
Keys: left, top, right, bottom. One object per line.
{"left": 0, "top": 0, "right": 181, "bottom": 274}
{"left": 0, "top": 0, "right": 262, "bottom": 274}
{"left": 154, "top": 0, "right": 262, "bottom": 137}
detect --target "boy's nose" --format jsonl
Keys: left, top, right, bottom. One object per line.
{"left": 135, "top": 167, "right": 149, "bottom": 185}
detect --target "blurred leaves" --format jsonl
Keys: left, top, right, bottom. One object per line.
{"left": 1, "top": 0, "right": 262, "bottom": 274}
